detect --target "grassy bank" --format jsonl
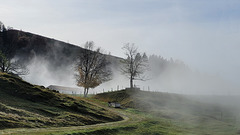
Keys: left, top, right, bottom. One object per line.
{"left": 0, "top": 73, "right": 122, "bottom": 129}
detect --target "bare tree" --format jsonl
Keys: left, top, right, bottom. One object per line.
{"left": 75, "top": 41, "right": 112, "bottom": 97}
{"left": 121, "top": 43, "right": 148, "bottom": 88}
{"left": 0, "top": 50, "right": 28, "bottom": 75}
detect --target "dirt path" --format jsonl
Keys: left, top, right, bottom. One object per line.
{"left": 0, "top": 114, "right": 128, "bottom": 135}
{"left": 0, "top": 99, "right": 142, "bottom": 135}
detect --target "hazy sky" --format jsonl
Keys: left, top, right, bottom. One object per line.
{"left": 1, "top": 0, "right": 240, "bottom": 84}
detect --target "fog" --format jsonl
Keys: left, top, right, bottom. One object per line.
{"left": 19, "top": 52, "right": 240, "bottom": 134}
{"left": 23, "top": 56, "right": 75, "bottom": 87}
{"left": 22, "top": 49, "right": 239, "bottom": 96}
{"left": 142, "top": 57, "right": 238, "bottom": 95}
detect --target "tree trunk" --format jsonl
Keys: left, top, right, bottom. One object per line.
{"left": 84, "top": 88, "right": 86, "bottom": 97}
{"left": 84, "top": 88, "right": 89, "bottom": 97}
{"left": 130, "top": 75, "right": 133, "bottom": 88}
{"left": 86, "top": 88, "right": 89, "bottom": 97}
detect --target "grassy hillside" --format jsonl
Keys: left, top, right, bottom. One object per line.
{"left": 0, "top": 72, "right": 122, "bottom": 129}
{"left": 1, "top": 88, "right": 240, "bottom": 134}
{"left": 95, "top": 89, "right": 240, "bottom": 135}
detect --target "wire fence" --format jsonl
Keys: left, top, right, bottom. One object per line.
{"left": 59, "top": 85, "right": 155, "bottom": 96}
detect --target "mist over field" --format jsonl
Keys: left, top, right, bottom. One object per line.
{"left": 21, "top": 49, "right": 239, "bottom": 96}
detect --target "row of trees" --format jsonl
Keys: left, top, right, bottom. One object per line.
{"left": 75, "top": 42, "right": 148, "bottom": 97}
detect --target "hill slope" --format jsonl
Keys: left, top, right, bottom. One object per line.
{"left": 0, "top": 73, "right": 122, "bottom": 129}
{"left": 95, "top": 89, "right": 240, "bottom": 134}
{"left": 0, "top": 29, "right": 121, "bottom": 68}
{"left": 0, "top": 29, "right": 122, "bottom": 87}
{"left": 95, "top": 89, "right": 235, "bottom": 117}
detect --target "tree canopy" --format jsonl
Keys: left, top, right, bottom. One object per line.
{"left": 75, "top": 41, "right": 112, "bottom": 97}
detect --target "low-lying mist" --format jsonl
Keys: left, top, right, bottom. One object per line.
{"left": 6, "top": 29, "right": 238, "bottom": 97}
{"left": 23, "top": 53, "right": 239, "bottom": 96}
{"left": 24, "top": 56, "right": 76, "bottom": 88}
{"left": 22, "top": 46, "right": 240, "bottom": 134}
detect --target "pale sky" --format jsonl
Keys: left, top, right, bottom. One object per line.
{"left": 1, "top": 0, "right": 240, "bottom": 85}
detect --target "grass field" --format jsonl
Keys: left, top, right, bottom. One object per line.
{"left": 1, "top": 73, "right": 240, "bottom": 135}
{"left": 9, "top": 103, "right": 239, "bottom": 135}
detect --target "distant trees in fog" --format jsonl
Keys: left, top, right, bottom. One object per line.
{"left": 147, "top": 54, "right": 189, "bottom": 78}
{"left": 75, "top": 41, "right": 112, "bottom": 97}
{"left": 121, "top": 43, "right": 148, "bottom": 88}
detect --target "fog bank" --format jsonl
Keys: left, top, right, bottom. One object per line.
{"left": 23, "top": 53, "right": 239, "bottom": 95}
